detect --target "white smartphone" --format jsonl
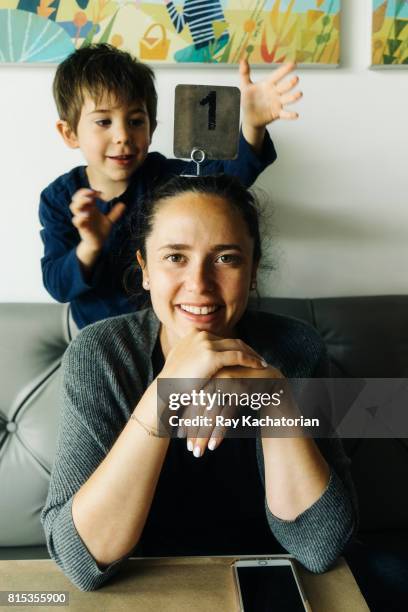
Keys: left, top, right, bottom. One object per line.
{"left": 233, "top": 558, "right": 311, "bottom": 612}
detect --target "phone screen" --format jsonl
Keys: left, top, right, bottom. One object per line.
{"left": 236, "top": 564, "right": 306, "bottom": 612}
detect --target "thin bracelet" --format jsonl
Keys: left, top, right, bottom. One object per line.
{"left": 130, "top": 414, "right": 161, "bottom": 438}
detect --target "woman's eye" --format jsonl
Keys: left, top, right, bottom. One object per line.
{"left": 95, "top": 119, "right": 111, "bottom": 127}
{"left": 165, "top": 254, "right": 185, "bottom": 263}
{"left": 216, "top": 254, "right": 241, "bottom": 264}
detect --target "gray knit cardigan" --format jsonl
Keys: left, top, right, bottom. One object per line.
{"left": 41, "top": 308, "right": 357, "bottom": 591}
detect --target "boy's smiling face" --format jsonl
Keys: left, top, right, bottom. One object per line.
{"left": 58, "top": 93, "right": 152, "bottom": 199}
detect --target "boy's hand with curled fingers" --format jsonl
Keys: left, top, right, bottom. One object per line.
{"left": 70, "top": 188, "right": 126, "bottom": 275}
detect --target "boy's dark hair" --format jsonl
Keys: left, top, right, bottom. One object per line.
{"left": 53, "top": 43, "right": 157, "bottom": 133}
{"left": 122, "top": 174, "right": 263, "bottom": 304}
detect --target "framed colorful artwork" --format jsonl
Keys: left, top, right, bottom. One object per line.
{"left": 372, "top": 0, "right": 408, "bottom": 66}
{"left": 0, "top": 1, "right": 341, "bottom": 66}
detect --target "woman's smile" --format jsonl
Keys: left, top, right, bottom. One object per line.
{"left": 178, "top": 303, "right": 221, "bottom": 314}
{"left": 175, "top": 303, "right": 224, "bottom": 324}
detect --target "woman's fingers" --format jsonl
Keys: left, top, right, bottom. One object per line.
{"left": 187, "top": 408, "right": 230, "bottom": 457}
{"left": 205, "top": 336, "right": 268, "bottom": 370}
{"left": 205, "top": 409, "right": 230, "bottom": 452}
{"left": 184, "top": 381, "right": 220, "bottom": 455}
{"left": 164, "top": 334, "right": 268, "bottom": 453}
{"left": 185, "top": 380, "right": 239, "bottom": 457}
{"left": 210, "top": 338, "right": 264, "bottom": 361}
{"left": 167, "top": 333, "right": 280, "bottom": 457}
{"left": 177, "top": 424, "right": 186, "bottom": 439}
{"left": 214, "top": 349, "right": 267, "bottom": 371}
{"left": 161, "top": 331, "right": 267, "bottom": 391}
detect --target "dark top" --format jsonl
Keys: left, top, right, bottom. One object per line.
{"left": 39, "top": 133, "right": 277, "bottom": 329}
{"left": 147, "top": 341, "right": 277, "bottom": 556}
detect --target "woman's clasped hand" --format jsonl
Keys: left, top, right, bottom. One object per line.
{"left": 160, "top": 329, "right": 268, "bottom": 381}
{"left": 159, "top": 328, "right": 289, "bottom": 457}
{"left": 159, "top": 329, "right": 272, "bottom": 456}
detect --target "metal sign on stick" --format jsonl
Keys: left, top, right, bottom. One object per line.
{"left": 174, "top": 85, "right": 241, "bottom": 176}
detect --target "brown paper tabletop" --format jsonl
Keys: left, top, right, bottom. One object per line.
{"left": 0, "top": 556, "right": 368, "bottom": 612}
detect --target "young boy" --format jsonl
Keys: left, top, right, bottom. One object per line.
{"left": 39, "top": 44, "right": 301, "bottom": 330}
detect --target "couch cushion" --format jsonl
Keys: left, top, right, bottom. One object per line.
{"left": 0, "top": 546, "right": 49, "bottom": 560}
{"left": 0, "top": 304, "right": 68, "bottom": 546}
{"left": 255, "top": 296, "right": 408, "bottom": 533}
{"left": 312, "top": 296, "right": 408, "bottom": 378}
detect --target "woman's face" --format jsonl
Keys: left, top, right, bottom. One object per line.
{"left": 138, "top": 191, "right": 258, "bottom": 351}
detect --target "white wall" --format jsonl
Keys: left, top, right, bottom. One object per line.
{"left": 0, "top": 0, "right": 407, "bottom": 302}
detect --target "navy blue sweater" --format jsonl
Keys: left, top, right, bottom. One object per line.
{"left": 39, "top": 133, "right": 276, "bottom": 329}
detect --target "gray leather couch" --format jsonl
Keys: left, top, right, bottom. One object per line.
{"left": 1, "top": 297, "right": 407, "bottom": 562}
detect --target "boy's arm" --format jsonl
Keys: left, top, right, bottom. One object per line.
{"left": 39, "top": 189, "right": 109, "bottom": 303}
{"left": 161, "top": 62, "right": 300, "bottom": 186}
{"left": 203, "top": 129, "right": 277, "bottom": 187}
{"left": 161, "top": 130, "right": 277, "bottom": 188}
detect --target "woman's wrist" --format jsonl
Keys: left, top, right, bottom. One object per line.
{"left": 131, "top": 380, "right": 161, "bottom": 431}
{"left": 130, "top": 414, "right": 161, "bottom": 437}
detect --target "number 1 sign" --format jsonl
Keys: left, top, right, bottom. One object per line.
{"left": 174, "top": 85, "right": 241, "bottom": 161}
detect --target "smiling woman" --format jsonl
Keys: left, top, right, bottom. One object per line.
{"left": 132, "top": 176, "right": 261, "bottom": 349}
{"left": 41, "top": 174, "right": 358, "bottom": 591}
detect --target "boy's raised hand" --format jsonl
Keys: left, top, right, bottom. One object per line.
{"left": 239, "top": 59, "right": 302, "bottom": 154}
{"left": 240, "top": 59, "right": 302, "bottom": 126}
{"left": 70, "top": 188, "right": 126, "bottom": 275}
